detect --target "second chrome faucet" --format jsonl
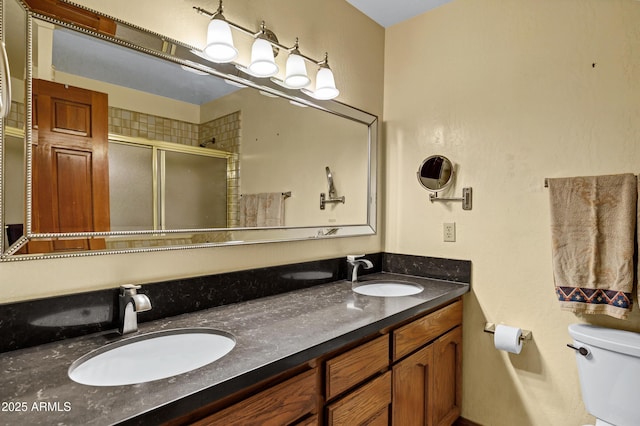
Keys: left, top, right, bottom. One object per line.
{"left": 347, "top": 254, "right": 373, "bottom": 283}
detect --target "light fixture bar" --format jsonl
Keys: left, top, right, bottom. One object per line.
{"left": 194, "top": 1, "right": 338, "bottom": 99}
{"left": 193, "top": 5, "right": 327, "bottom": 67}
{"left": 194, "top": 6, "right": 258, "bottom": 39}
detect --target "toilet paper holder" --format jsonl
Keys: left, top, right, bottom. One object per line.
{"left": 484, "top": 323, "right": 532, "bottom": 342}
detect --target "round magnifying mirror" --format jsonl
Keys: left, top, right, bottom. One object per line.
{"left": 417, "top": 155, "right": 454, "bottom": 192}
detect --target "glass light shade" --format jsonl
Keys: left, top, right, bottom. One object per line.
{"left": 204, "top": 19, "right": 238, "bottom": 63}
{"left": 248, "top": 38, "right": 279, "bottom": 77}
{"left": 284, "top": 53, "right": 310, "bottom": 89}
{"left": 314, "top": 67, "right": 339, "bottom": 100}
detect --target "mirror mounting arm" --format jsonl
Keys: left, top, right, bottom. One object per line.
{"left": 429, "top": 187, "right": 473, "bottom": 210}
{"left": 321, "top": 166, "right": 345, "bottom": 209}
{"left": 320, "top": 193, "right": 345, "bottom": 210}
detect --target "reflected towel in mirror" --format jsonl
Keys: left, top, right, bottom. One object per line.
{"left": 239, "top": 193, "right": 285, "bottom": 227}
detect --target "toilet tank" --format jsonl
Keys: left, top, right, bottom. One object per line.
{"left": 568, "top": 324, "right": 640, "bottom": 426}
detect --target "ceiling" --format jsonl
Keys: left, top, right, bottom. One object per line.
{"left": 52, "top": 28, "right": 239, "bottom": 105}
{"left": 346, "top": 0, "right": 453, "bottom": 28}
{"left": 49, "top": 1, "right": 456, "bottom": 106}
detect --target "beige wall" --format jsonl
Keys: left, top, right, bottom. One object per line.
{"left": 204, "top": 88, "right": 369, "bottom": 228}
{"left": 7, "top": 0, "right": 639, "bottom": 424}
{"left": 384, "top": 0, "right": 640, "bottom": 425}
{"left": 0, "top": 0, "right": 384, "bottom": 302}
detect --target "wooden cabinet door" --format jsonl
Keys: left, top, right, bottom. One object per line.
{"left": 432, "top": 326, "right": 462, "bottom": 426}
{"left": 392, "top": 325, "right": 462, "bottom": 426}
{"left": 392, "top": 343, "right": 433, "bottom": 426}
{"left": 29, "top": 79, "right": 110, "bottom": 252}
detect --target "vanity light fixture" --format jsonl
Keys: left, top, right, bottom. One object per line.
{"left": 194, "top": 0, "right": 339, "bottom": 99}
{"left": 248, "top": 23, "right": 279, "bottom": 77}
{"left": 203, "top": 2, "right": 238, "bottom": 63}
{"left": 311, "top": 53, "right": 339, "bottom": 100}
{"left": 284, "top": 39, "right": 311, "bottom": 89}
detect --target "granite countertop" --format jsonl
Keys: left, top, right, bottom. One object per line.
{"left": 0, "top": 272, "right": 468, "bottom": 425}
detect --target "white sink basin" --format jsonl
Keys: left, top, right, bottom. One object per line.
{"left": 68, "top": 328, "right": 235, "bottom": 386}
{"left": 353, "top": 281, "right": 424, "bottom": 297}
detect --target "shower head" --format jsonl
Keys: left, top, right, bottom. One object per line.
{"left": 326, "top": 166, "right": 337, "bottom": 198}
{"left": 199, "top": 137, "right": 216, "bottom": 148}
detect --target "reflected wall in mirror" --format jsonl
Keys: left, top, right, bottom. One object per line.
{"left": 417, "top": 155, "right": 454, "bottom": 192}
{"left": 0, "top": 0, "right": 377, "bottom": 260}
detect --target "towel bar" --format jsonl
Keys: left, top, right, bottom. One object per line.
{"left": 240, "top": 192, "right": 291, "bottom": 198}
{"left": 544, "top": 175, "right": 639, "bottom": 187}
{"left": 483, "top": 323, "right": 532, "bottom": 342}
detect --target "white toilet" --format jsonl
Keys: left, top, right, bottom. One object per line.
{"left": 568, "top": 324, "right": 640, "bottom": 426}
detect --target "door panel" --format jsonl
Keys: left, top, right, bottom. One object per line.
{"left": 29, "top": 79, "right": 109, "bottom": 252}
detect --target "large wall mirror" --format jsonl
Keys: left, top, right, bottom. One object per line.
{"left": 0, "top": 0, "right": 377, "bottom": 260}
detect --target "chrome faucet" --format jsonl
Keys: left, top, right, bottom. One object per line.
{"left": 118, "top": 284, "right": 152, "bottom": 335}
{"left": 347, "top": 255, "right": 373, "bottom": 283}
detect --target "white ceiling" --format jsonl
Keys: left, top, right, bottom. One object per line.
{"left": 50, "top": 2, "right": 456, "bottom": 105}
{"left": 346, "top": 0, "right": 454, "bottom": 28}
{"left": 52, "top": 28, "right": 239, "bottom": 105}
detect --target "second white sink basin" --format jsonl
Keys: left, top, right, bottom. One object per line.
{"left": 353, "top": 281, "right": 424, "bottom": 297}
{"left": 68, "top": 328, "right": 235, "bottom": 386}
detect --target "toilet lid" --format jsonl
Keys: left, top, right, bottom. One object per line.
{"left": 568, "top": 324, "right": 640, "bottom": 358}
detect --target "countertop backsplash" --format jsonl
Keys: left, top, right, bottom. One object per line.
{"left": 0, "top": 252, "right": 470, "bottom": 353}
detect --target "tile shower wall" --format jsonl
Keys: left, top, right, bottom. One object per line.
{"left": 200, "top": 112, "right": 241, "bottom": 153}
{"left": 106, "top": 107, "right": 242, "bottom": 244}
{"left": 108, "top": 107, "right": 199, "bottom": 144}
{"left": 200, "top": 112, "right": 241, "bottom": 227}
{"left": 6, "top": 101, "right": 24, "bottom": 129}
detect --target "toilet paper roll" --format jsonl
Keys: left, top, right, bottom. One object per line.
{"left": 494, "top": 324, "right": 523, "bottom": 354}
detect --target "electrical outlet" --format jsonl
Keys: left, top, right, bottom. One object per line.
{"left": 443, "top": 223, "right": 456, "bottom": 242}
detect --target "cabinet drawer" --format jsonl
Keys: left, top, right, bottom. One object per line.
{"left": 194, "top": 369, "right": 318, "bottom": 426}
{"left": 326, "top": 370, "right": 391, "bottom": 426}
{"left": 294, "top": 414, "right": 319, "bottom": 425}
{"left": 326, "top": 335, "right": 389, "bottom": 400}
{"left": 393, "top": 300, "right": 462, "bottom": 361}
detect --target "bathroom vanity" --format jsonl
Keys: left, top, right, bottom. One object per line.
{"left": 0, "top": 1, "right": 469, "bottom": 423}
{"left": 185, "top": 298, "right": 462, "bottom": 426}
{"left": 0, "top": 271, "right": 468, "bottom": 425}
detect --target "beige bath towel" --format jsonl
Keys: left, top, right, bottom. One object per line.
{"left": 548, "top": 174, "right": 636, "bottom": 319}
{"left": 239, "top": 193, "right": 285, "bottom": 227}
